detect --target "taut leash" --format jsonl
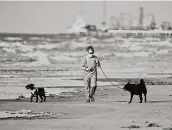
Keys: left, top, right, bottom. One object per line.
{"left": 99, "top": 66, "right": 123, "bottom": 90}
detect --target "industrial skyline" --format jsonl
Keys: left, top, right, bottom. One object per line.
{"left": 0, "top": 1, "right": 172, "bottom": 34}
{"left": 108, "top": 6, "right": 160, "bottom": 30}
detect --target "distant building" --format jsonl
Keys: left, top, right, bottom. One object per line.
{"left": 138, "top": 7, "right": 144, "bottom": 29}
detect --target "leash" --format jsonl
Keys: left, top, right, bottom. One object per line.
{"left": 83, "top": 44, "right": 123, "bottom": 90}
{"left": 99, "top": 65, "right": 123, "bottom": 90}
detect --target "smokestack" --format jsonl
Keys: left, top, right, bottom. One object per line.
{"left": 138, "top": 7, "right": 144, "bottom": 29}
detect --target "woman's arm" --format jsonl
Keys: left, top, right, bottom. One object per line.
{"left": 81, "top": 57, "right": 89, "bottom": 71}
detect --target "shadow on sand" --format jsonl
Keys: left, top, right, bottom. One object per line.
{"left": 148, "top": 100, "right": 172, "bottom": 103}
{"left": 108, "top": 100, "right": 172, "bottom": 104}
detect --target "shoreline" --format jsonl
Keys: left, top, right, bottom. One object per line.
{"left": 70, "top": 77, "right": 172, "bottom": 85}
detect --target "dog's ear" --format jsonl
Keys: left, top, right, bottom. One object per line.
{"left": 127, "top": 82, "right": 130, "bottom": 84}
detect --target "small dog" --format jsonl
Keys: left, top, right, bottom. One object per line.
{"left": 25, "top": 83, "right": 46, "bottom": 103}
{"left": 123, "top": 79, "right": 147, "bottom": 103}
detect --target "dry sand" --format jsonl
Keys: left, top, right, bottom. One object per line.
{"left": 1, "top": 53, "right": 172, "bottom": 130}
{"left": 1, "top": 81, "right": 172, "bottom": 130}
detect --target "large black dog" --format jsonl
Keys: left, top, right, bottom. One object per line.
{"left": 123, "top": 79, "right": 147, "bottom": 103}
{"left": 25, "top": 84, "right": 46, "bottom": 103}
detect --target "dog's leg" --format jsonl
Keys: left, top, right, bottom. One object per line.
{"left": 43, "top": 94, "right": 46, "bottom": 102}
{"left": 30, "top": 94, "right": 34, "bottom": 102}
{"left": 139, "top": 94, "right": 143, "bottom": 103}
{"left": 129, "top": 93, "right": 133, "bottom": 103}
{"left": 36, "top": 95, "right": 38, "bottom": 103}
{"left": 39, "top": 95, "right": 43, "bottom": 102}
{"left": 144, "top": 93, "right": 147, "bottom": 102}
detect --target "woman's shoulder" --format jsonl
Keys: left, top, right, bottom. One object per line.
{"left": 92, "top": 55, "right": 99, "bottom": 59}
{"left": 93, "top": 55, "right": 97, "bottom": 58}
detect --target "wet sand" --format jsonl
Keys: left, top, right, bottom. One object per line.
{"left": 1, "top": 78, "right": 172, "bottom": 130}
{"left": 1, "top": 55, "right": 172, "bottom": 129}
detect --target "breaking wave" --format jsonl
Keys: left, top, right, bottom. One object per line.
{"left": 1, "top": 35, "right": 172, "bottom": 66}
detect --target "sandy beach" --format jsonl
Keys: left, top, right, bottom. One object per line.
{"left": 1, "top": 35, "right": 172, "bottom": 129}
{"left": 1, "top": 82, "right": 172, "bottom": 130}
{"left": 2, "top": 0, "right": 172, "bottom": 129}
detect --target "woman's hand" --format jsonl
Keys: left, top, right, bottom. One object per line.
{"left": 86, "top": 67, "right": 94, "bottom": 72}
{"left": 85, "top": 67, "right": 90, "bottom": 72}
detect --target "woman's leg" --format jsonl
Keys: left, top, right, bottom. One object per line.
{"left": 90, "top": 74, "right": 97, "bottom": 102}
{"left": 84, "top": 74, "right": 91, "bottom": 102}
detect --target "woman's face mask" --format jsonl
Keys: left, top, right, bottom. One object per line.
{"left": 88, "top": 50, "right": 94, "bottom": 57}
{"left": 88, "top": 53, "right": 93, "bottom": 57}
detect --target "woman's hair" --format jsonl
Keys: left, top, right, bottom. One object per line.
{"left": 86, "top": 45, "right": 94, "bottom": 53}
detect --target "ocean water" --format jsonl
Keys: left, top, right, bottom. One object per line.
{"left": 1, "top": 33, "right": 172, "bottom": 99}
{"left": 1, "top": 34, "right": 172, "bottom": 66}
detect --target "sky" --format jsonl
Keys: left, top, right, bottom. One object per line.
{"left": 0, "top": 1, "right": 172, "bottom": 34}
